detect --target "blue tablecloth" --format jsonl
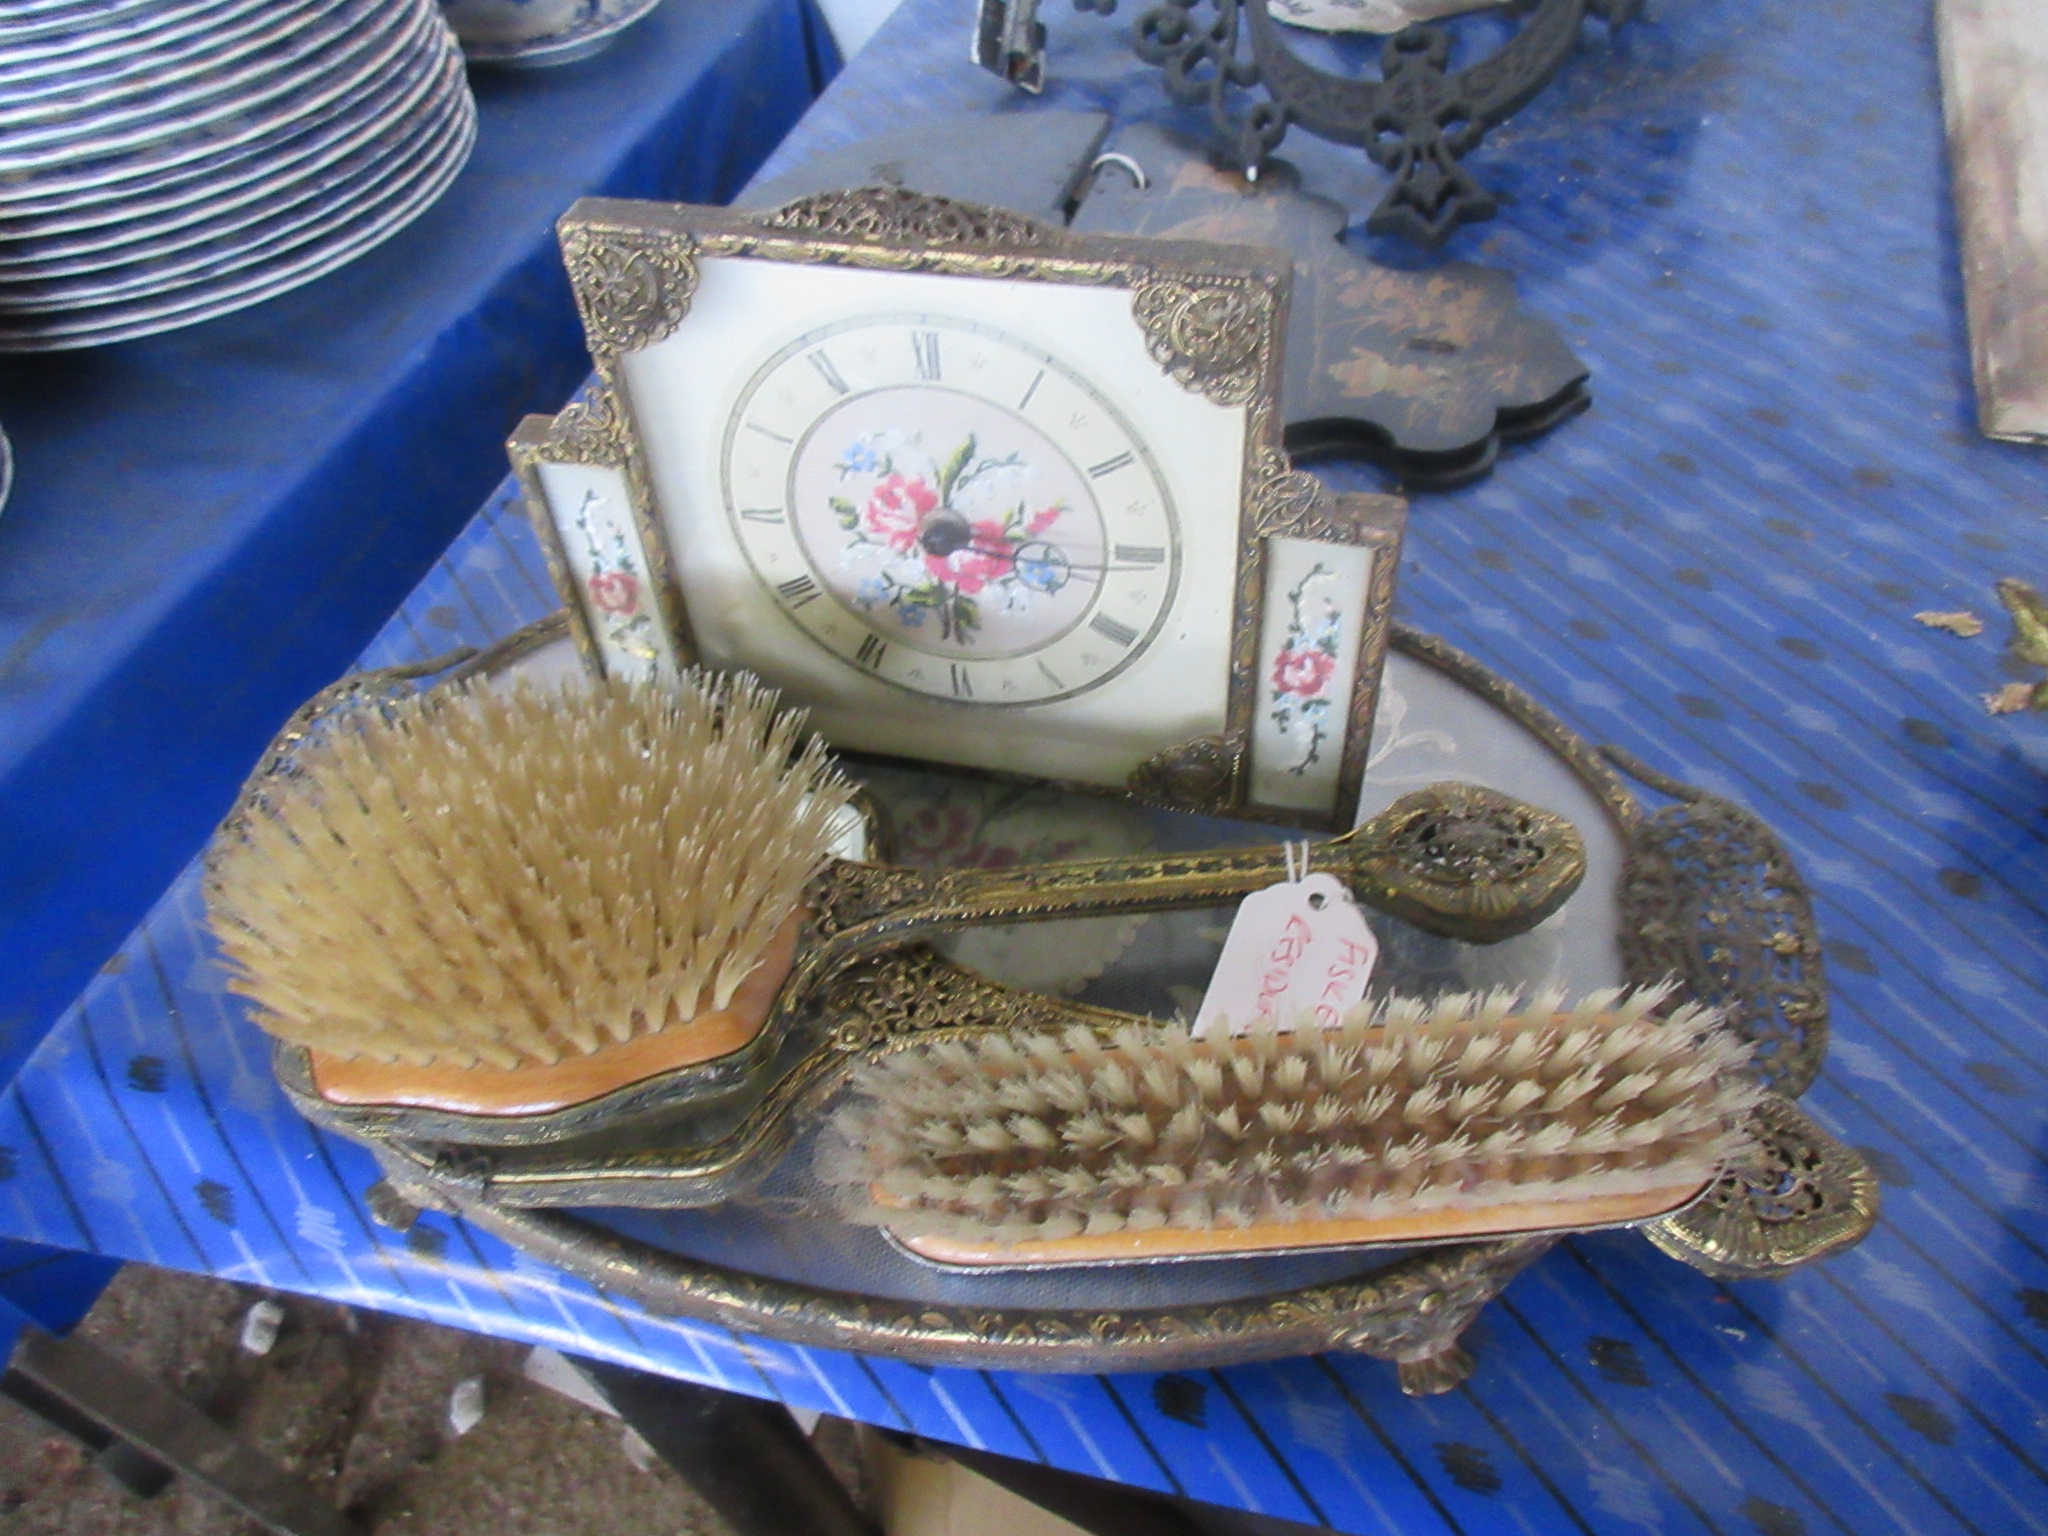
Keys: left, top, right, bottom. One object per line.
{"left": 0, "top": 0, "right": 837, "bottom": 1091}
{"left": 7, "top": 1, "right": 2048, "bottom": 1533}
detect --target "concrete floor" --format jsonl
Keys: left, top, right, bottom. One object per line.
{"left": 0, "top": 1264, "right": 743, "bottom": 1535}
{"left": 0, "top": 1266, "right": 1320, "bottom": 1536}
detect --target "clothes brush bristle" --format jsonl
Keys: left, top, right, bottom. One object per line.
{"left": 207, "top": 671, "right": 852, "bottom": 1070}
{"left": 829, "top": 986, "right": 1765, "bottom": 1244}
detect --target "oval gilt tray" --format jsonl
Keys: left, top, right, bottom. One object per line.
{"left": 245, "top": 617, "right": 1875, "bottom": 1392}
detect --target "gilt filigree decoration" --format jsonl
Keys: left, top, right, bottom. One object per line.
{"left": 1642, "top": 1096, "right": 1878, "bottom": 1280}
{"left": 809, "top": 864, "right": 942, "bottom": 944}
{"left": 560, "top": 224, "right": 699, "bottom": 354}
{"left": 449, "top": 1189, "right": 1556, "bottom": 1387}
{"left": 759, "top": 186, "right": 1055, "bottom": 249}
{"left": 816, "top": 948, "right": 1111, "bottom": 1055}
{"left": 1248, "top": 449, "right": 1342, "bottom": 537}
{"left": 545, "top": 389, "right": 628, "bottom": 468}
{"left": 1130, "top": 273, "right": 1273, "bottom": 407}
{"left": 1607, "top": 749, "right": 1829, "bottom": 1098}
{"left": 1352, "top": 781, "right": 1585, "bottom": 941}
{"left": 1125, "top": 733, "right": 1245, "bottom": 812}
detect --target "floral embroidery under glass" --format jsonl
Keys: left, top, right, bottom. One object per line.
{"left": 790, "top": 387, "right": 1108, "bottom": 659}
{"left": 834, "top": 433, "right": 1072, "bottom": 645}
{"left": 1268, "top": 561, "right": 1343, "bottom": 774}
{"left": 572, "top": 489, "right": 660, "bottom": 663}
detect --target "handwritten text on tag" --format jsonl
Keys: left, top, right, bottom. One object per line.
{"left": 1191, "top": 872, "right": 1380, "bottom": 1038}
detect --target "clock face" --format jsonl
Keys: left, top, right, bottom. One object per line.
{"left": 719, "top": 314, "right": 1182, "bottom": 706}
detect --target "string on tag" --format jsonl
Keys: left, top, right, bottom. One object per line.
{"left": 1284, "top": 840, "right": 1311, "bottom": 885}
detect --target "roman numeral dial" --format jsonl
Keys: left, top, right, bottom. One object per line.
{"left": 722, "top": 314, "right": 1181, "bottom": 708}
{"left": 1089, "top": 612, "right": 1138, "bottom": 647}
{"left": 776, "top": 575, "right": 820, "bottom": 608}
{"left": 807, "top": 350, "right": 849, "bottom": 395}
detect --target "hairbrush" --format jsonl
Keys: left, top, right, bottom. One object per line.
{"left": 209, "top": 670, "right": 852, "bottom": 1104}
{"left": 827, "top": 984, "right": 1765, "bottom": 1267}
{"left": 211, "top": 668, "right": 1585, "bottom": 1133}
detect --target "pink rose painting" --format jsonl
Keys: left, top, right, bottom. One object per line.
{"left": 1271, "top": 645, "right": 1336, "bottom": 698}
{"left": 571, "top": 491, "right": 661, "bottom": 665}
{"left": 861, "top": 472, "right": 938, "bottom": 554}
{"left": 920, "top": 505, "right": 1064, "bottom": 595}
{"left": 831, "top": 431, "right": 1074, "bottom": 645}
{"left": 1268, "top": 562, "right": 1344, "bottom": 775}
{"left": 586, "top": 570, "right": 640, "bottom": 616}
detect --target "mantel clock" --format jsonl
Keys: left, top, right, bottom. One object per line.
{"left": 511, "top": 189, "right": 1405, "bottom": 827}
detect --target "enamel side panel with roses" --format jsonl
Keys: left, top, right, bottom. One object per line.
{"left": 529, "top": 196, "right": 1406, "bottom": 828}
{"left": 530, "top": 456, "right": 679, "bottom": 683}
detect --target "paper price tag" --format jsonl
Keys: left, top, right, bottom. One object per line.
{"left": 1190, "top": 872, "right": 1380, "bottom": 1039}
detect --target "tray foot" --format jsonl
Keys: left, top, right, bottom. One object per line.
{"left": 1395, "top": 1339, "right": 1476, "bottom": 1396}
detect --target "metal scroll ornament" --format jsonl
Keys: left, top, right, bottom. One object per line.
{"left": 1130, "top": 275, "right": 1268, "bottom": 404}
{"left": 558, "top": 224, "right": 698, "bottom": 353}
{"left": 1600, "top": 747, "right": 1874, "bottom": 1276}
{"left": 1360, "top": 779, "right": 1580, "bottom": 938}
{"left": 759, "top": 185, "right": 1054, "bottom": 247}
{"left": 980, "top": 0, "right": 1639, "bottom": 245}
{"left": 1643, "top": 1095, "right": 1879, "bottom": 1279}
{"left": 1608, "top": 748, "right": 1829, "bottom": 1099}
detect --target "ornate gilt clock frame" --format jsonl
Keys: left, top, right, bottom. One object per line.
{"left": 512, "top": 188, "right": 1407, "bottom": 830}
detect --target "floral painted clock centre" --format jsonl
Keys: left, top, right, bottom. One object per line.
{"left": 722, "top": 316, "right": 1181, "bottom": 705}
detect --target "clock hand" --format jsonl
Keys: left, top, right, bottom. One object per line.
{"left": 954, "top": 542, "right": 1157, "bottom": 577}
{"left": 915, "top": 520, "right": 1154, "bottom": 583}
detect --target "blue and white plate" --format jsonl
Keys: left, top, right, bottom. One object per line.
{"left": 0, "top": 5, "right": 424, "bottom": 205}
{"left": 0, "top": 0, "right": 475, "bottom": 351}
{"left": 442, "top": 0, "right": 663, "bottom": 68}
{"left": 0, "top": 89, "right": 476, "bottom": 351}
{"left": 0, "top": 0, "right": 286, "bottom": 123}
{"left": 0, "top": 0, "right": 224, "bottom": 37}
{"left": 0, "top": 61, "right": 470, "bottom": 296}
{"left": 0, "top": 68, "right": 471, "bottom": 306}
{"left": 0, "top": 0, "right": 265, "bottom": 81}
{"left": 0, "top": 2, "right": 427, "bottom": 177}
{"left": 0, "top": 2, "right": 406, "bottom": 146}
{"left": 0, "top": 41, "right": 451, "bottom": 261}
{"left": 0, "top": 0, "right": 254, "bottom": 58}
{"left": 0, "top": 27, "right": 448, "bottom": 239}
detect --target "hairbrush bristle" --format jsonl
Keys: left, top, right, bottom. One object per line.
{"left": 208, "top": 672, "right": 852, "bottom": 1070}
{"left": 829, "top": 986, "right": 1765, "bottom": 1245}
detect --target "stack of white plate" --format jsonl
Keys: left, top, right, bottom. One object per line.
{"left": 0, "top": 0, "right": 477, "bottom": 351}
